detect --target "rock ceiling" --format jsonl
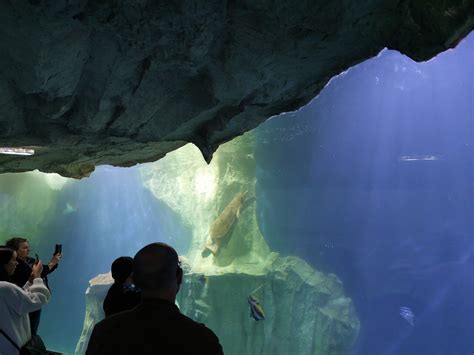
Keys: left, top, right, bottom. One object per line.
{"left": 0, "top": 1, "right": 472, "bottom": 177}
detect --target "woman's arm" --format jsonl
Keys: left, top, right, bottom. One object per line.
{"left": 4, "top": 278, "right": 51, "bottom": 315}
{"left": 42, "top": 253, "right": 62, "bottom": 277}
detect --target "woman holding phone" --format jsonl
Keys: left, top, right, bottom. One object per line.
{"left": 0, "top": 246, "right": 50, "bottom": 355}
{"left": 4, "top": 237, "right": 62, "bottom": 335}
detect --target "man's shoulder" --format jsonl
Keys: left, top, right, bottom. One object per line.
{"left": 180, "top": 315, "right": 223, "bottom": 353}
{"left": 177, "top": 313, "right": 220, "bottom": 340}
{"left": 103, "top": 283, "right": 119, "bottom": 300}
{"left": 94, "top": 308, "right": 136, "bottom": 330}
{"left": 89, "top": 307, "right": 223, "bottom": 354}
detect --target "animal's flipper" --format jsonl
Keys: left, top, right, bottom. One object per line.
{"left": 201, "top": 248, "right": 212, "bottom": 258}
{"left": 203, "top": 243, "right": 219, "bottom": 256}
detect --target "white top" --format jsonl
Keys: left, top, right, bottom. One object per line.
{"left": 0, "top": 278, "right": 51, "bottom": 355}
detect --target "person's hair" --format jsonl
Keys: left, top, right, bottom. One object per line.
{"left": 5, "top": 237, "right": 28, "bottom": 251}
{"left": 0, "top": 246, "right": 14, "bottom": 282}
{"left": 133, "top": 243, "right": 179, "bottom": 291}
{"left": 111, "top": 256, "right": 133, "bottom": 284}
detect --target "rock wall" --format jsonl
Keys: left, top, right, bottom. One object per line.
{"left": 0, "top": 1, "right": 472, "bottom": 177}
{"left": 75, "top": 273, "right": 110, "bottom": 355}
{"left": 140, "top": 133, "right": 272, "bottom": 273}
{"left": 76, "top": 255, "right": 358, "bottom": 355}
{"left": 177, "top": 255, "right": 359, "bottom": 355}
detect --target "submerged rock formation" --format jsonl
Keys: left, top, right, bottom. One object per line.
{"left": 75, "top": 273, "right": 110, "bottom": 355}
{"left": 0, "top": 1, "right": 472, "bottom": 177}
{"left": 76, "top": 133, "right": 359, "bottom": 354}
{"left": 76, "top": 255, "right": 358, "bottom": 355}
{"left": 177, "top": 256, "right": 358, "bottom": 355}
{"left": 141, "top": 133, "right": 271, "bottom": 271}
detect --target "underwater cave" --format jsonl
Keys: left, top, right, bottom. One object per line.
{"left": 0, "top": 1, "right": 473, "bottom": 355}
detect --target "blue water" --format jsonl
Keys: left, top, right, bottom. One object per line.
{"left": 33, "top": 167, "right": 191, "bottom": 353}
{"left": 256, "top": 32, "right": 474, "bottom": 355}
{"left": 0, "top": 30, "right": 472, "bottom": 355}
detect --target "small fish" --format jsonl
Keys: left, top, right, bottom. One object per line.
{"left": 198, "top": 274, "right": 208, "bottom": 285}
{"left": 399, "top": 306, "right": 414, "bottom": 326}
{"left": 248, "top": 295, "right": 265, "bottom": 321}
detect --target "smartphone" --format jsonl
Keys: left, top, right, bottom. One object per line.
{"left": 54, "top": 244, "right": 62, "bottom": 255}
{"left": 34, "top": 253, "right": 39, "bottom": 264}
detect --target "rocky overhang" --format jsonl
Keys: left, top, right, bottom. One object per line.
{"left": 0, "top": 0, "right": 472, "bottom": 177}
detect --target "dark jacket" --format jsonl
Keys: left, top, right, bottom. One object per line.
{"left": 10, "top": 257, "right": 57, "bottom": 290}
{"left": 86, "top": 298, "right": 224, "bottom": 355}
{"left": 103, "top": 283, "right": 141, "bottom": 317}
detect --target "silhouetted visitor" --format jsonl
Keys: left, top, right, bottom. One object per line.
{"left": 0, "top": 246, "right": 50, "bottom": 355}
{"left": 5, "top": 237, "right": 62, "bottom": 335}
{"left": 103, "top": 256, "right": 141, "bottom": 317}
{"left": 86, "top": 242, "right": 224, "bottom": 355}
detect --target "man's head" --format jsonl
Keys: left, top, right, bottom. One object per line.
{"left": 111, "top": 256, "right": 133, "bottom": 285}
{"left": 132, "top": 243, "right": 182, "bottom": 299}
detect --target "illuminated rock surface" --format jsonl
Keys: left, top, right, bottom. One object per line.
{"left": 76, "top": 257, "right": 359, "bottom": 355}
{"left": 0, "top": 1, "right": 472, "bottom": 177}
{"left": 76, "top": 134, "right": 359, "bottom": 354}
{"left": 140, "top": 133, "right": 271, "bottom": 271}
{"left": 177, "top": 256, "right": 359, "bottom": 355}
{"left": 75, "top": 273, "right": 110, "bottom": 355}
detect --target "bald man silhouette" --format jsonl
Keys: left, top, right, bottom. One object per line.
{"left": 86, "top": 243, "right": 223, "bottom": 355}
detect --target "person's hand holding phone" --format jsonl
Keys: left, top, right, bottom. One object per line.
{"left": 49, "top": 244, "right": 63, "bottom": 269}
{"left": 51, "top": 253, "right": 62, "bottom": 264}
{"left": 29, "top": 261, "right": 43, "bottom": 283}
{"left": 54, "top": 244, "right": 62, "bottom": 256}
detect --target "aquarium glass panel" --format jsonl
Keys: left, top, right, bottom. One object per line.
{"left": 0, "top": 31, "right": 473, "bottom": 355}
